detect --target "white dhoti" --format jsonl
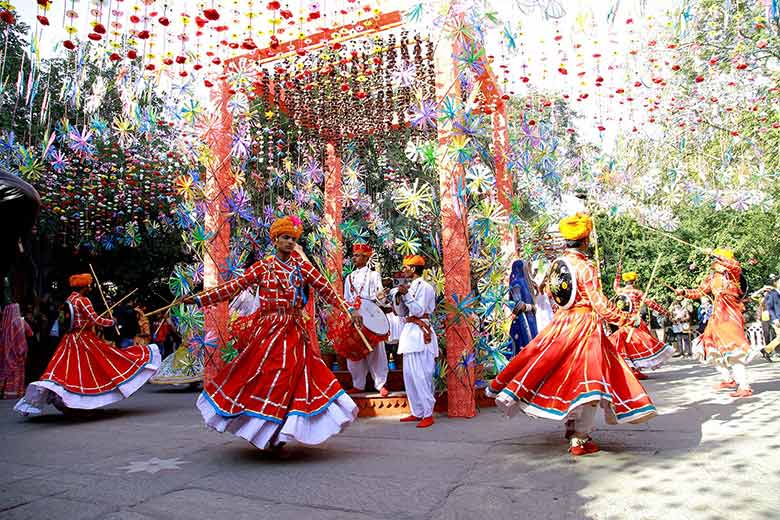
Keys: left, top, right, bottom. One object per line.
{"left": 347, "top": 344, "right": 389, "bottom": 390}
{"left": 386, "top": 313, "right": 403, "bottom": 343}
{"left": 403, "top": 350, "right": 436, "bottom": 418}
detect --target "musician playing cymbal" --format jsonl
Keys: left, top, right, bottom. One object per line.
{"left": 392, "top": 255, "right": 438, "bottom": 429}
{"left": 344, "top": 243, "right": 390, "bottom": 397}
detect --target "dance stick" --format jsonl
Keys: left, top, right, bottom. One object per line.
{"left": 89, "top": 264, "right": 120, "bottom": 336}
{"left": 76, "top": 288, "right": 138, "bottom": 335}
{"left": 617, "top": 234, "right": 627, "bottom": 268}
{"left": 591, "top": 217, "right": 602, "bottom": 279}
{"left": 635, "top": 222, "right": 710, "bottom": 254}
{"left": 626, "top": 253, "right": 662, "bottom": 343}
{"left": 97, "top": 288, "right": 138, "bottom": 318}
{"left": 144, "top": 297, "right": 186, "bottom": 318}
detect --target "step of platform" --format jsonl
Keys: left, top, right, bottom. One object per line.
{"left": 332, "top": 368, "right": 405, "bottom": 392}
{"left": 349, "top": 389, "right": 496, "bottom": 418}
{"left": 351, "top": 391, "right": 411, "bottom": 417}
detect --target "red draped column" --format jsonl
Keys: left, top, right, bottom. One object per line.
{"left": 492, "top": 100, "right": 516, "bottom": 261}
{"left": 436, "top": 38, "right": 476, "bottom": 418}
{"left": 324, "top": 142, "right": 344, "bottom": 293}
{"left": 202, "top": 83, "right": 233, "bottom": 384}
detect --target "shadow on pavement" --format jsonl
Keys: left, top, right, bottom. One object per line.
{"left": 149, "top": 384, "right": 202, "bottom": 394}
{"left": 24, "top": 406, "right": 157, "bottom": 424}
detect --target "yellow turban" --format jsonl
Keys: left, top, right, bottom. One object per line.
{"left": 559, "top": 213, "right": 593, "bottom": 241}
{"left": 622, "top": 271, "right": 638, "bottom": 282}
{"left": 713, "top": 248, "right": 734, "bottom": 260}
{"left": 269, "top": 215, "right": 303, "bottom": 240}
{"left": 403, "top": 255, "right": 426, "bottom": 267}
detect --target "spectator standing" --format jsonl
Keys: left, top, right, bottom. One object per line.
{"left": 697, "top": 296, "right": 713, "bottom": 334}
{"left": 114, "top": 300, "right": 139, "bottom": 348}
{"left": 762, "top": 277, "right": 780, "bottom": 358}
{"left": 669, "top": 295, "right": 694, "bottom": 357}
{"left": 0, "top": 303, "right": 32, "bottom": 399}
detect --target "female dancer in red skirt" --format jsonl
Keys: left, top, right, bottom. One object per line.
{"left": 676, "top": 249, "right": 755, "bottom": 397}
{"left": 185, "top": 216, "right": 358, "bottom": 451}
{"left": 486, "top": 213, "right": 656, "bottom": 456}
{"left": 611, "top": 268, "right": 673, "bottom": 378}
{"left": 14, "top": 274, "right": 160, "bottom": 415}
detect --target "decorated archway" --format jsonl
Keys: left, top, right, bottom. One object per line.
{"left": 200, "top": 9, "right": 515, "bottom": 417}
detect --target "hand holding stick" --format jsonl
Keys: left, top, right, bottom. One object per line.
{"left": 308, "top": 254, "right": 374, "bottom": 353}
{"left": 89, "top": 264, "right": 121, "bottom": 336}
{"left": 76, "top": 288, "right": 137, "bottom": 335}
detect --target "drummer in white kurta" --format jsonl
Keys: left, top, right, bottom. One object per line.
{"left": 344, "top": 243, "right": 390, "bottom": 397}
{"left": 392, "top": 254, "right": 438, "bottom": 429}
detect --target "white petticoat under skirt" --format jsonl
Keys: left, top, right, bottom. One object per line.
{"left": 196, "top": 391, "right": 358, "bottom": 450}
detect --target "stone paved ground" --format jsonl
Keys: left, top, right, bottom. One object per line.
{"left": 1, "top": 358, "right": 779, "bottom": 520}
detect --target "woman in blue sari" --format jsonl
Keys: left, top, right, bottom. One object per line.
{"left": 509, "top": 260, "right": 538, "bottom": 355}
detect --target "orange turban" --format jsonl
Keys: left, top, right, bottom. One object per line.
{"left": 352, "top": 243, "right": 373, "bottom": 256}
{"left": 269, "top": 215, "right": 303, "bottom": 240}
{"left": 559, "top": 213, "right": 593, "bottom": 241}
{"left": 69, "top": 273, "right": 93, "bottom": 288}
{"left": 403, "top": 255, "right": 425, "bottom": 267}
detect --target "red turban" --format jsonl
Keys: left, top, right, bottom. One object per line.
{"left": 352, "top": 243, "right": 373, "bottom": 256}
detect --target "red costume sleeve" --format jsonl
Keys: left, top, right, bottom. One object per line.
{"left": 643, "top": 295, "right": 670, "bottom": 318}
{"left": 613, "top": 269, "right": 622, "bottom": 293}
{"left": 581, "top": 262, "right": 632, "bottom": 326}
{"left": 683, "top": 274, "right": 712, "bottom": 300}
{"left": 198, "top": 262, "right": 267, "bottom": 307}
{"left": 79, "top": 296, "right": 114, "bottom": 327}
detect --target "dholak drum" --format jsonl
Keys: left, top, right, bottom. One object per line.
{"left": 328, "top": 301, "right": 390, "bottom": 362}
{"left": 357, "top": 300, "right": 390, "bottom": 340}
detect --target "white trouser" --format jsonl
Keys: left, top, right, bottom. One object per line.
{"left": 403, "top": 350, "right": 436, "bottom": 418}
{"left": 571, "top": 403, "right": 597, "bottom": 443}
{"left": 347, "top": 344, "right": 389, "bottom": 391}
{"left": 716, "top": 363, "right": 749, "bottom": 390}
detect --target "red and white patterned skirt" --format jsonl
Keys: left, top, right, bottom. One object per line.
{"left": 491, "top": 308, "right": 656, "bottom": 424}
{"left": 14, "top": 330, "right": 159, "bottom": 415}
{"left": 197, "top": 312, "right": 357, "bottom": 449}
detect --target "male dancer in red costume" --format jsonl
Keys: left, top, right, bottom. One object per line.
{"left": 15, "top": 273, "right": 160, "bottom": 415}
{"left": 187, "top": 216, "right": 358, "bottom": 450}
{"left": 676, "top": 248, "right": 755, "bottom": 397}
{"left": 486, "top": 213, "right": 656, "bottom": 456}
{"left": 612, "top": 268, "right": 674, "bottom": 379}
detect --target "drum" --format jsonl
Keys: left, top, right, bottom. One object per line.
{"left": 327, "top": 304, "right": 389, "bottom": 362}
{"left": 357, "top": 300, "right": 390, "bottom": 338}
{"left": 614, "top": 293, "right": 633, "bottom": 314}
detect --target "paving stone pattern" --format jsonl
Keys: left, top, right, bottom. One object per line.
{"left": 1, "top": 359, "right": 779, "bottom": 520}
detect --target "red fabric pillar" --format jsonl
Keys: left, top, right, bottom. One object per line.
{"left": 492, "top": 100, "right": 516, "bottom": 261}
{"left": 324, "top": 142, "right": 344, "bottom": 293}
{"left": 202, "top": 84, "right": 233, "bottom": 384}
{"left": 436, "top": 38, "right": 476, "bottom": 418}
